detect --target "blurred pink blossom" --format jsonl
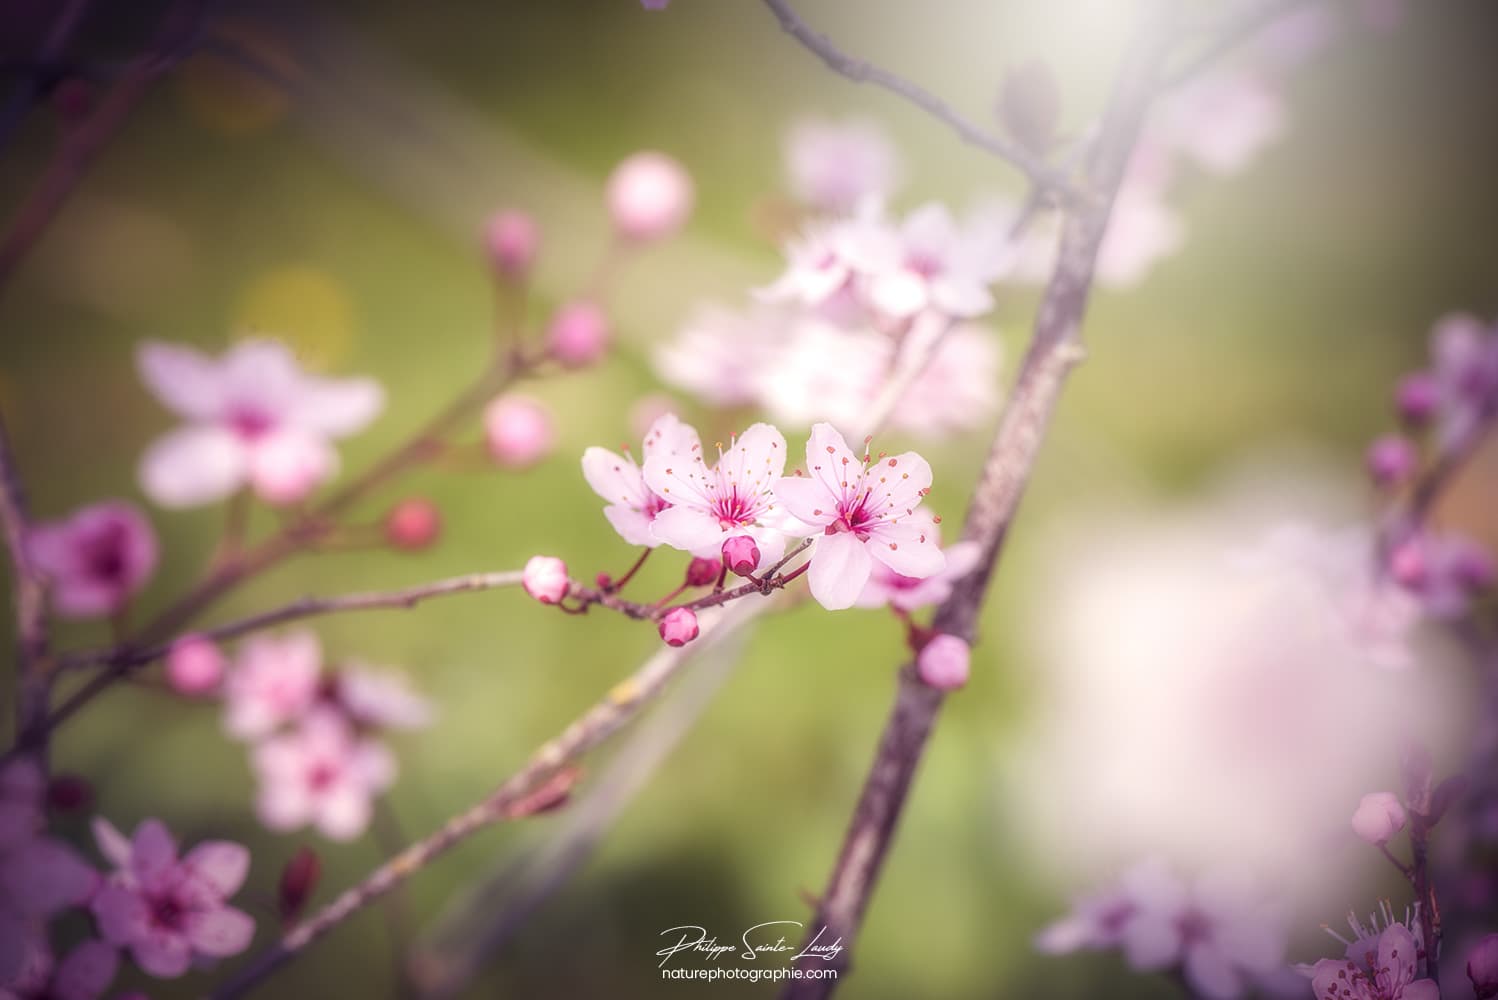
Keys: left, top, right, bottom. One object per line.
{"left": 1, "top": 937, "right": 118, "bottom": 1000}
{"left": 1350, "top": 791, "right": 1407, "bottom": 845}
{"left": 251, "top": 711, "right": 395, "bottom": 841}
{"left": 136, "top": 339, "right": 383, "bottom": 508}
{"left": 1155, "top": 71, "right": 1287, "bottom": 175}
{"left": 783, "top": 116, "right": 901, "bottom": 213}
{"left": 332, "top": 664, "right": 434, "bottom": 730}
{"left": 605, "top": 152, "right": 693, "bottom": 242}
{"left": 90, "top": 817, "right": 253, "bottom": 979}
{"left": 26, "top": 501, "right": 157, "bottom": 619}
{"left": 1306, "top": 908, "right": 1436, "bottom": 1000}
{"left": 222, "top": 630, "right": 323, "bottom": 741}
{"left": 582, "top": 412, "right": 697, "bottom": 547}
{"left": 845, "top": 202, "right": 1002, "bottom": 321}
{"left": 1, "top": 759, "right": 99, "bottom": 937}
{"left": 1388, "top": 530, "right": 1494, "bottom": 619}
{"left": 484, "top": 209, "right": 539, "bottom": 278}
{"left": 653, "top": 304, "right": 787, "bottom": 409}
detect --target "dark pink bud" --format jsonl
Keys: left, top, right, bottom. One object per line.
{"left": 685, "top": 557, "right": 720, "bottom": 588}
{"left": 545, "top": 301, "right": 611, "bottom": 368}
{"left": 1365, "top": 434, "right": 1418, "bottom": 488}
{"left": 485, "top": 210, "right": 539, "bottom": 278}
{"left": 721, "top": 536, "right": 760, "bottom": 577}
{"left": 1394, "top": 371, "right": 1439, "bottom": 425}
{"left": 278, "top": 846, "right": 321, "bottom": 923}
{"left": 46, "top": 774, "right": 93, "bottom": 814}
{"left": 1469, "top": 932, "right": 1498, "bottom": 1000}
{"left": 165, "top": 635, "right": 226, "bottom": 697}
{"left": 384, "top": 497, "right": 442, "bottom": 551}
{"left": 658, "top": 607, "right": 700, "bottom": 647}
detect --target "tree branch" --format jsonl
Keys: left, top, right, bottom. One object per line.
{"left": 759, "top": 0, "right": 1079, "bottom": 201}
{"left": 781, "top": 10, "right": 1177, "bottom": 997}
{"left": 0, "top": 414, "right": 51, "bottom": 757}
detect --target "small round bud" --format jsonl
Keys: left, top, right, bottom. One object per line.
{"left": 1366, "top": 434, "right": 1418, "bottom": 488}
{"left": 249, "top": 433, "right": 332, "bottom": 506}
{"left": 484, "top": 395, "right": 555, "bottom": 468}
{"left": 545, "top": 301, "right": 611, "bottom": 368}
{"left": 1351, "top": 791, "right": 1406, "bottom": 845}
{"left": 165, "top": 634, "right": 226, "bottom": 697}
{"left": 485, "top": 210, "right": 540, "bottom": 278}
{"left": 46, "top": 774, "right": 94, "bottom": 814}
{"left": 1394, "top": 372, "right": 1439, "bottom": 425}
{"left": 685, "top": 557, "right": 720, "bottom": 588}
{"left": 606, "top": 151, "right": 694, "bottom": 242}
{"left": 916, "top": 634, "right": 971, "bottom": 691}
{"left": 384, "top": 497, "right": 442, "bottom": 551}
{"left": 658, "top": 606, "right": 700, "bottom": 647}
{"left": 1468, "top": 932, "right": 1498, "bottom": 1000}
{"left": 523, "top": 556, "right": 570, "bottom": 604}
{"left": 278, "top": 846, "right": 321, "bottom": 923}
{"left": 721, "top": 536, "right": 760, "bottom": 577}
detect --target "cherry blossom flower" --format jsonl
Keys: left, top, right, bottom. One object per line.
{"left": 1155, "top": 71, "right": 1287, "bottom": 176}
{"left": 222, "top": 630, "right": 323, "bottom": 741}
{"left": 653, "top": 303, "right": 789, "bottom": 409}
{"left": 251, "top": 711, "right": 395, "bottom": 841}
{"left": 856, "top": 516, "right": 981, "bottom": 611}
{"left": 1095, "top": 179, "right": 1186, "bottom": 288}
{"left": 165, "top": 635, "right": 226, "bottom": 697}
{"left": 658, "top": 607, "right": 700, "bottom": 647}
{"left": 642, "top": 422, "right": 792, "bottom": 573}
{"left": 1306, "top": 907, "right": 1437, "bottom": 1000}
{"left": 136, "top": 338, "right": 383, "bottom": 508}
{"left": 546, "top": 301, "right": 611, "bottom": 368}
{"left": 783, "top": 116, "right": 901, "bottom": 213}
{"left": 582, "top": 412, "right": 700, "bottom": 547}
{"left": 757, "top": 207, "right": 895, "bottom": 311}
{"left": 90, "top": 817, "right": 254, "bottom": 979}
{"left": 26, "top": 501, "right": 157, "bottom": 619}
{"left": 773, "top": 423, "right": 944, "bottom": 610}
{"left": 0, "top": 937, "right": 118, "bottom": 1000}
{"left": 849, "top": 202, "right": 1003, "bottom": 320}
{"left": 331, "top": 664, "right": 434, "bottom": 730}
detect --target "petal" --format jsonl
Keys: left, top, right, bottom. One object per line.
{"left": 130, "top": 819, "right": 177, "bottom": 885}
{"left": 2, "top": 839, "right": 98, "bottom": 916}
{"left": 640, "top": 411, "right": 700, "bottom": 458}
{"left": 804, "top": 423, "right": 861, "bottom": 508}
{"left": 808, "top": 531, "right": 872, "bottom": 611}
{"left": 581, "top": 447, "right": 649, "bottom": 508}
{"left": 136, "top": 341, "right": 225, "bottom": 421}
{"left": 641, "top": 448, "right": 713, "bottom": 509}
{"left": 53, "top": 940, "right": 119, "bottom": 1000}
{"left": 131, "top": 931, "right": 191, "bottom": 979}
{"left": 255, "top": 779, "right": 312, "bottom": 833}
{"left": 184, "top": 906, "right": 255, "bottom": 958}
{"left": 1377, "top": 922, "right": 1418, "bottom": 982}
{"left": 772, "top": 476, "right": 835, "bottom": 530}
{"left": 603, "top": 506, "right": 658, "bottom": 547}
{"left": 1121, "top": 912, "right": 1182, "bottom": 970}
{"left": 182, "top": 841, "right": 250, "bottom": 897}
{"left": 288, "top": 375, "right": 384, "bottom": 438}
{"left": 1309, "top": 959, "right": 1358, "bottom": 998}
{"left": 246, "top": 428, "right": 336, "bottom": 506}
{"left": 863, "top": 450, "right": 934, "bottom": 521}
{"left": 1402, "top": 981, "right": 1441, "bottom": 1000}
{"left": 139, "top": 426, "right": 248, "bottom": 508}
{"left": 718, "top": 423, "right": 788, "bottom": 498}
{"left": 91, "top": 885, "right": 148, "bottom": 946}
{"left": 867, "top": 521, "right": 946, "bottom": 579}
{"left": 315, "top": 785, "right": 373, "bottom": 842}
{"left": 648, "top": 505, "right": 724, "bottom": 557}
{"left": 1184, "top": 946, "right": 1244, "bottom": 1000}
{"left": 218, "top": 339, "right": 304, "bottom": 412}
{"left": 91, "top": 816, "right": 133, "bottom": 871}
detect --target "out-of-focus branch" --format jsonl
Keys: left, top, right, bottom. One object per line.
{"left": 0, "top": 0, "right": 92, "bottom": 151}
{"left": 781, "top": 11, "right": 1177, "bottom": 998}
{"left": 0, "top": 415, "right": 51, "bottom": 757}
{"left": 210, "top": 597, "right": 769, "bottom": 1000}
{"left": 1165, "top": 0, "right": 1320, "bottom": 88}
{"left": 759, "top": 0, "right": 1079, "bottom": 202}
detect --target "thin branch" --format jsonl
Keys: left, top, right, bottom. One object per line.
{"left": 781, "top": 10, "right": 1177, "bottom": 997}
{"left": 0, "top": 0, "right": 92, "bottom": 152}
{"left": 1164, "top": 0, "right": 1320, "bottom": 89}
{"left": 210, "top": 597, "right": 770, "bottom": 1000}
{"left": 0, "top": 415, "right": 51, "bottom": 756}
{"left": 759, "top": 0, "right": 1078, "bottom": 201}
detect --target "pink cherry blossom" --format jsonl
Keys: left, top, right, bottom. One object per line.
{"left": 1308, "top": 917, "right": 1437, "bottom": 1000}
{"left": 483, "top": 395, "right": 555, "bottom": 468}
{"left": 384, "top": 496, "right": 442, "bottom": 550}
{"left": 1095, "top": 179, "right": 1186, "bottom": 288}
{"left": 522, "top": 556, "right": 569, "bottom": 604}
{"left": 222, "top": 630, "right": 323, "bottom": 741}
{"left": 757, "top": 207, "right": 894, "bottom": 311}
{"left": 89, "top": 817, "right": 254, "bottom": 979}
{"left": 773, "top": 423, "right": 944, "bottom": 611}
{"left": 605, "top": 152, "right": 694, "bottom": 242}
{"left": 721, "top": 536, "right": 759, "bottom": 577}
{"left": 582, "top": 412, "right": 700, "bottom": 547}
{"left": 1155, "top": 71, "right": 1287, "bottom": 175}
{"left": 1, "top": 937, "right": 118, "bottom": 1000}
{"left": 653, "top": 303, "right": 789, "bottom": 409}
{"left": 1035, "top": 859, "right": 1166, "bottom": 955}
{"left": 642, "top": 422, "right": 791, "bottom": 573}
{"left": 26, "top": 502, "right": 156, "bottom": 619}
{"left": 857, "top": 519, "right": 981, "bottom": 610}
{"left": 251, "top": 711, "right": 395, "bottom": 841}
{"left": 850, "top": 202, "right": 1004, "bottom": 320}
{"left": 783, "top": 116, "right": 901, "bottom": 213}
{"left": 1469, "top": 932, "right": 1498, "bottom": 999}
{"left": 164, "top": 635, "right": 226, "bottom": 697}
{"left": 136, "top": 338, "right": 383, "bottom": 508}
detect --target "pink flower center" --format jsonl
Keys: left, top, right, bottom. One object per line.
{"left": 904, "top": 252, "right": 943, "bottom": 278}
{"left": 1176, "top": 907, "right": 1214, "bottom": 948}
{"left": 150, "top": 893, "right": 186, "bottom": 931}
{"left": 229, "top": 406, "right": 276, "bottom": 440}
{"left": 307, "top": 762, "right": 339, "bottom": 791}
{"left": 712, "top": 488, "right": 756, "bottom": 529}
{"left": 826, "top": 495, "right": 874, "bottom": 540}
{"left": 81, "top": 523, "right": 129, "bottom": 583}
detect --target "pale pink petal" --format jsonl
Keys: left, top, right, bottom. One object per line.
{"left": 808, "top": 531, "right": 872, "bottom": 611}
{"left": 315, "top": 785, "right": 373, "bottom": 842}
{"left": 129, "top": 819, "right": 177, "bottom": 885}
{"left": 139, "top": 426, "right": 248, "bottom": 508}
{"left": 1184, "top": 946, "right": 1242, "bottom": 1000}
{"left": 255, "top": 779, "right": 312, "bottom": 833}
{"left": 53, "top": 940, "right": 119, "bottom": 1000}
{"left": 135, "top": 341, "right": 225, "bottom": 421}
{"left": 641, "top": 450, "right": 713, "bottom": 509}
{"left": 131, "top": 930, "right": 191, "bottom": 979}
{"left": 184, "top": 906, "right": 255, "bottom": 958}
{"left": 90, "top": 817, "right": 133, "bottom": 872}
{"left": 865, "top": 451, "right": 933, "bottom": 520}
{"left": 867, "top": 521, "right": 946, "bottom": 579}
{"left": 648, "top": 505, "right": 724, "bottom": 557}
{"left": 804, "top": 423, "right": 862, "bottom": 506}
{"left": 217, "top": 339, "right": 304, "bottom": 412}
{"left": 1376, "top": 922, "right": 1419, "bottom": 982}
{"left": 182, "top": 841, "right": 250, "bottom": 897}
{"left": 603, "top": 505, "right": 657, "bottom": 547}
{"left": 1121, "top": 912, "right": 1181, "bottom": 970}
{"left": 352, "top": 740, "right": 397, "bottom": 791}
{"left": 289, "top": 376, "right": 384, "bottom": 438}
{"left": 2, "top": 839, "right": 98, "bottom": 916}
{"left": 772, "top": 476, "right": 836, "bottom": 530}
{"left": 91, "top": 885, "right": 148, "bottom": 946}
{"left": 640, "top": 411, "right": 700, "bottom": 458}
{"left": 581, "top": 447, "right": 649, "bottom": 509}
{"left": 245, "top": 428, "right": 336, "bottom": 506}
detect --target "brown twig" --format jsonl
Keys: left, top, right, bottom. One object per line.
{"left": 781, "top": 10, "right": 1176, "bottom": 996}
{"left": 759, "top": 0, "right": 1080, "bottom": 202}
{"left": 0, "top": 415, "right": 51, "bottom": 757}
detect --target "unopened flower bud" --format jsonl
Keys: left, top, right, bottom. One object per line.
{"left": 917, "top": 634, "right": 971, "bottom": 691}
{"left": 546, "top": 301, "right": 611, "bottom": 368}
{"left": 278, "top": 846, "right": 321, "bottom": 922}
{"left": 1366, "top": 434, "right": 1418, "bottom": 488}
{"left": 1468, "top": 932, "right": 1498, "bottom": 999}
{"left": 485, "top": 209, "right": 539, "bottom": 278}
{"left": 606, "top": 152, "right": 694, "bottom": 242}
{"left": 685, "top": 557, "right": 720, "bottom": 587}
{"left": 658, "top": 606, "right": 700, "bottom": 647}
{"left": 1395, "top": 372, "right": 1439, "bottom": 425}
{"left": 384, "top": 497, "right": 442, "bottom": 551}
{"left": 166, "top": 634, "right": 226, "bottom": 697}
{"left": 1351, "top": 791, "right": 1406, "bottom": 845}
{"left": 484, "top": 395, "right": 555, "bottom": 468}
{"left": 47, "top": 774, "right": 94, "bottom": 814}
{"left": 721, "top": 535, "right": 760, "bottom": 577}
{"left": 523, "top": 556, "right": 570, "bottom": 605}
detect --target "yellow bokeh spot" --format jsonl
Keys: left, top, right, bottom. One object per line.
{"left": 232, "top": 266, "right": 355, "bottom": 369}
{"left": 176, "top": 19, "right": 299, "bottom": 138}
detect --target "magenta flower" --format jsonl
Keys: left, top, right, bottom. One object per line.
{"left": 1, "top": 937, "right": 118, "bottom": 1000}
{"left": 251, "top": 711, "right": 395, "bottom": 841}
{"left": 581, "top": 412, "right": 699, "bottom": 547}
{"left": 222, "top": 630, "right": 323, "bottom": 741}
{"left": 136, "top": 338, "right": 383, "bottom": 508}
{"left": 90, "top": 817, "right": 254, "bottom": 979}
{"left": 773, "top": 423, "right": 944, "bottom": 610}
{"left": 25, "top": 502, "right": 157, "bottom": 619}
{"left": 642, "top": 421, "right": 792, "bottom": 573}
{"left": 1308, "top": 919, "right": 1436, "bottom": 1000}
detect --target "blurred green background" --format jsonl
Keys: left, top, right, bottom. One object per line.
{"left": 3, "top": 1, "right": 1498, "bottom": 997}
